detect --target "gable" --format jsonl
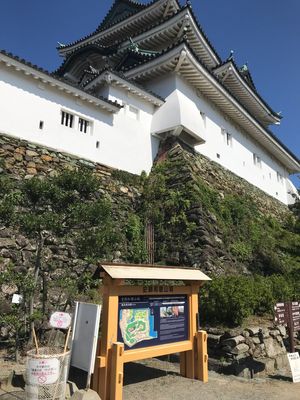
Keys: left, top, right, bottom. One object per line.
{"left": 98, "top": 0, "right": 147, "bottom": 32}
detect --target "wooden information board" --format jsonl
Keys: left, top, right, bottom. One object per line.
{"left": 91, "top": 263, "right": 211, "bottom": 400}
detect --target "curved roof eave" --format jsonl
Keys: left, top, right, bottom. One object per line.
{"left": 58, "top": 0, "right": 180, "bottom": 56}
{"left": 84, "top": 69, "right": 165, "bottom": 106}
{"left": 121, "top": 42, "right": 300, "bottom": 172}
{"left": 0, "top": 50, "right": 122, "bottom": 113}
{"left": 213, "top": 61, "right": 281, "bottom": 124}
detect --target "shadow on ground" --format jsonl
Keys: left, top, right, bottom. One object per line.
{"left": 124, "top": 362, "right": 179, "bottom": 386}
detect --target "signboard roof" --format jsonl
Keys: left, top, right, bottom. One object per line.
{"left": 100, "top": 263, "right": 211, "bottom": 282}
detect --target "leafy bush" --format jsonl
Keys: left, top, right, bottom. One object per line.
{"left": 201, "top": 274, "right": 300, "bottom": 327}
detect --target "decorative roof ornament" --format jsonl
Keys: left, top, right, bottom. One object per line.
{"left": 128, "top": 38, "right": 159, "bottom": 56}
{"left": 240, "top": 62, "right": 249, "bottom": 73}
{"left": 226, "top": 50, "right": 234, "bottom": 62}
{"left": 57, "top": 42, "right": 66, "bottom": 48}
{"left": 89, "top": 65, "right": 100, "bottom": 75}
{"left": 186, "top": 0, "right": 192, "bottom": 7}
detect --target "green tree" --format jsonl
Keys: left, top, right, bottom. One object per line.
{"left": 0, "top": 169, "right": 119, "bottom": 338}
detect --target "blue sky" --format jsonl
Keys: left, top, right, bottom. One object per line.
{"left": 0, "top": 0, "right": 299, "bottom": 185}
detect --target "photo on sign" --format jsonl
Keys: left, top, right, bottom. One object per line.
{"left": 160, "top": 306, "right": 184, "bottom": 318}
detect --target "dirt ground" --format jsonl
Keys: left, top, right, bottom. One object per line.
{"left": 0, "top": 357, "right": 299, "bottom": 400}
{"left": 123, "top": 359, "right": 299, "bottom": 400}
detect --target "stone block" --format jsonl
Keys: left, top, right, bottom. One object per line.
{"left": 208, "top": 334, "right": 221, "bottom": 346}
{"left": 222, "top": 335, "right": 245, "bottom": 348}
{"left": 277, "top": 325, "right": 286, "bottom": 337}
{"left": 264, "top": 337, "right": 285, "bottom": 358}
{"left": 252, "top": 337, "right": 261, "bottom": 345}
{"left": 269, "top": 329, "right": 280, "bottom": 337}
{"left": 0, "top": 238, "right": 16, "bottom": 248}
{"left": 261, "top": 328, "right": 270, "bottom": 338}
{"left": 230, "top": 343, "right": 250, "bottom": 355}
{"left": 26, "top": 150, "right": 38, "bottom": 157}
{"left": 242, "top": 330, "right": 250, "bottom": 338}
{"left": 275, "top": 354, "right": 289, "bottom": 370}
{"left": 246, "top": 327, "right": 260, "bottom": 336}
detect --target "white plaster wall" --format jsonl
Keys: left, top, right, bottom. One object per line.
{"left": 99, "top": 84, "right": 159, "bottom": 174}
{"left": 150, "top": 73, "right": 206, "bottom": 142}
{"left": 0, "top": 63, "right": 297, "bottom": 204}
{"left": 149, "top": 74, "right": 295, "bottom": 205}
{"left": 0, "top": 64, "right": 157, "bottom": 174}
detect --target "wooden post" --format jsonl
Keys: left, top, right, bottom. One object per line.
{"left": 195, "top": 330, "right": 208, "bottom": 382}
{"left": 179, "top": 352, "right": 186, "bottom": 377}
{"left": 110, "top": 342, "right": 124, "bottom": 400}
{"left": 184, "top": 284, "right": 199, "bottom": 379}
{"left": 96, "top": 275, "right": 119, "bottom": 400}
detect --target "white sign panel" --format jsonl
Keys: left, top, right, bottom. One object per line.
{"left": 70, "top": 302, "right": 101, "bottom": 386}
{"left": 50, "top": 312, "right": 72, "bottom": 329}
{"left": 28, "top": 358, "right": 60, "bottom": 385}
{"left": 12, "top": 294, "right": 23, "bottom": 304}
{"left": 288, "top": 353, "right": 300, "bottom": 383}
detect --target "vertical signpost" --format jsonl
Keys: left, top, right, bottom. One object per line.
{"left": 92, "top": 263, "right": 211, "bottom": 400}
{"left": 274, "top": 301, "right": 300, "bottom": 373}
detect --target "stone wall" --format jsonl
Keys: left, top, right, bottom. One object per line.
{"left": 207, "top": 325, "right": 300, "bottom": 377}
{"left": 157, "top": 139, "right": 289, "bottom": 221}
{"left": 0, "top": 133, "right": 142, "bottom": 322}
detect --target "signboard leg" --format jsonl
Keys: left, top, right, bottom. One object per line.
{"left": 110, "top": 342, "right": 124, "bottom": 400}
{"left": 195, "top": 330, "right": 208, "bottom": 382}
{"left": 180, "top": 352, "right": 186, "bottom": 377}
{"left": 98, "top": 291, "right": 119, "bottom": 400}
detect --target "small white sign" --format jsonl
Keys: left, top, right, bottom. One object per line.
{"left": 12, "top": 294, "right": 23, "bottom": 304}
{"left": 287, "top": 352, "right": 300, "bottom": 383}
{"left": 28, "top": 358, "right": 60, "bottom": 385}
{"left": 49, "top": 312, "right": 72, "bottom": 329}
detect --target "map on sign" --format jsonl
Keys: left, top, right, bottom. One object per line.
{"left": 118, "top": 295, "right": 188, "bottom": 350}
{"left": 119, "top": 308, "right": 158, "bottom": 348}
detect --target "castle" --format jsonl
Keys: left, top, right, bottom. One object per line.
{"left": 0, "top": 0, "right": 299, "bottom": 205}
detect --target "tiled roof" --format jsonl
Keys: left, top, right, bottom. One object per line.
{"left": 213, "top": 60, "right": 282, "bottom": 120}
{"left": 119, "top": 41, "right": 300, "bottom": 165}
{"left": 59, "top": 0, "right": 166, "bottom": 51}
{"left": 83, "top": 67, "right": 165, "bottom": 103}
{"left": 54, "top": 44, "right": 118, "bottom": 77}
{"left": 58, "top": 3, "right": 221, "bottom": 67}
{"left": 96, "top": 0, "right": 149, "bottom": 32}
{"left": 0, "top": 49, "right": 122, "bottom": 110}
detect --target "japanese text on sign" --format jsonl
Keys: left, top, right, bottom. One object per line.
{"left": 28, "top": 358, "right": 60, "bottom": 385}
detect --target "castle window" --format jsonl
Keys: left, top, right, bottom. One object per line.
{"left": 78, "top": 117, "right": 90, "bottom": 134}
{"left": 277, "top": 171, "right": 283, "bottom": 184}
{"left": 61, "top": 111, "right": 74, "bottom": 128}
{"left": 253, "top": 153, "right": 261, "bottom": 168}
{"left": 226, "top": 132, "right": 232, "bottom": 147}
{"left": 96, "top": 141, "right": 100, "bottom": 149}
{"left": 39, "top": 121, "right": 44, "bottom": 130}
